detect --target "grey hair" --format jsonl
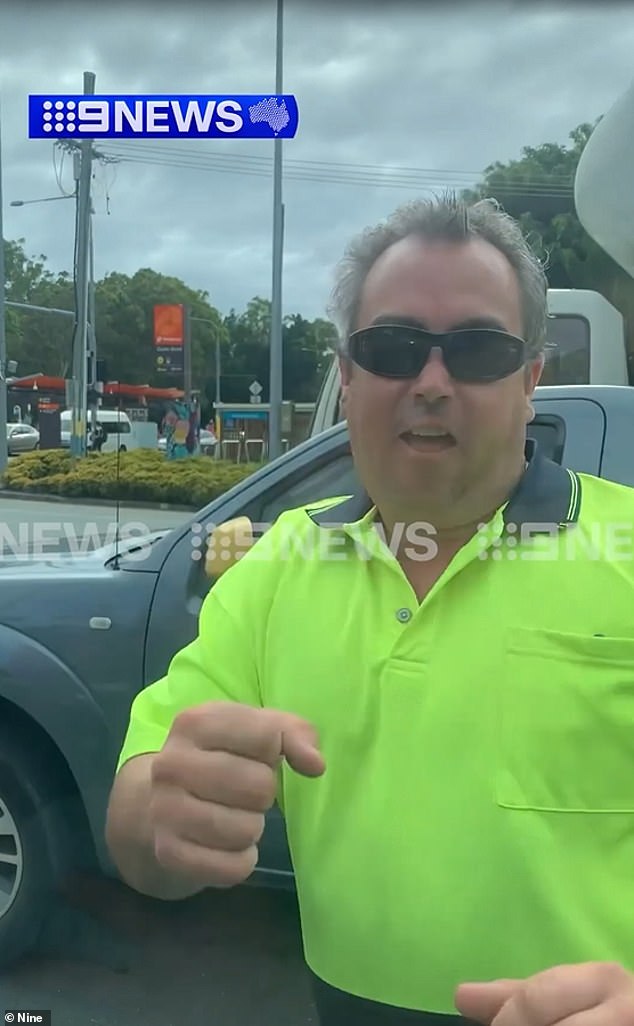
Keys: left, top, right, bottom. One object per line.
{"left": 328, "top": 191, "right": 548, "bottom": 361}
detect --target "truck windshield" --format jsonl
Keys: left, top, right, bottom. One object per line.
{"left": 541, "top": 315, "right": 591, "bottom": 384}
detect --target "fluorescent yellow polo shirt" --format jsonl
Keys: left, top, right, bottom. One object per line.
{"left": 116, "top": 440, "right": 634, "bottom": 1024}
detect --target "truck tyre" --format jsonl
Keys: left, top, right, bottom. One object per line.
{"left": 0, "top": 724, "right": 76, "bottom": 969}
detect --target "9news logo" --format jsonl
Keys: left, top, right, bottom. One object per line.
{"left": 39, "top": 99, "right": 80, "bottom": 133}
{"left": 28, "top": 94, "right": 299, "bottom": 139}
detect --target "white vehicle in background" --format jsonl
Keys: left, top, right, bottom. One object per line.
{"left": 60, "top": 409, "right": 137, "bottom": 453}
{"left": 541, "top": 289, "right": 628, "bottom": 386}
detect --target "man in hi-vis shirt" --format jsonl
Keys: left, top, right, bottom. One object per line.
{"left": 106, "top": 195, "right": 634, "bottom": 1026}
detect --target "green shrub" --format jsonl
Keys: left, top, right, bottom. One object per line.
{"left": 0, "top": 449, "right": 262, "bottom": 507}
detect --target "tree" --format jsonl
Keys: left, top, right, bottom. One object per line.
{"left": 2, "top": 242, "right": 337, "bottom": 404}
{"left": 221, "top": 298, "right": 337, "bottom": 403}
{"left": 94, "top": 268, "right": 228, "bottom": 388}
{"left": 282, "top": 313, "right": 337, "bottom": 401}
{"left": 220, "top": 297, "right": 272, "bottom": 402}
{"left": 3, "top": 237, "right": 75, "bottom": 376}
{"left": 463, "top": 122, "right": 634, "bottom": 352}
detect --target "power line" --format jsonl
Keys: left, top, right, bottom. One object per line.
{"left": 95, "top": 145, "right": 575, "bottom": 197}
{"left": 98, "top": 148, "right": 575, "bottom": 194}
{"left": 52, "top": 145, "right": 75, "bottom": 198}
{"left": 95, "top": 139, "right": 578, "bottom": 187}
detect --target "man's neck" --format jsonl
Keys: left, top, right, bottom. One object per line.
{"left": 378, "top": 453, "right": 528, "bottom": 540}
{"left": 375, "top": 454, "right": 528, "bottom": 601}
{"left": 387, "top": 519, "right": 486, "bottom": 604}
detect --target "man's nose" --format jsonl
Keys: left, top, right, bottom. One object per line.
{"left": 410, "top": 347, "right": 454, "bottom": 402}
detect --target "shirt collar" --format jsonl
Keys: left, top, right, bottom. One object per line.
{"left": 305, "top": 438, "right": 582, "bottom": 533}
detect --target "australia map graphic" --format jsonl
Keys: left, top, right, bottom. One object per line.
{"left": 248, "top": 97, "right": 291, "bottom": 135}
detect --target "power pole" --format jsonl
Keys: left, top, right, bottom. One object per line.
{"left": 0, "top": 100, "right": 8, "bottom": 474}
{"left": 70, "top": 71, "right": 95, "bottom": 457}
{"left": 268, "top": 0, "right": 284, "bottom": 461}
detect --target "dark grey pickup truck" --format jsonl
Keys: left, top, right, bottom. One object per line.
{"left": 0, "top": 383, "right": 633, "bottom": 967}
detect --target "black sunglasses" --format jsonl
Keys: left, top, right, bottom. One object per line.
{"left": 345, "top": 324, "right": 527, "bottom": 383}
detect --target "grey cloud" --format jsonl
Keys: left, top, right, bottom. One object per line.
{"left": 2, "top": 1, "right": 634, "bottom": 325}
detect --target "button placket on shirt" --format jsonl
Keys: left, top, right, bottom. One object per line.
{"left": 396, "top": 607, "right": 412, "bottom": 624}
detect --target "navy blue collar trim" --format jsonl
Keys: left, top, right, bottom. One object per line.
{"left": 306, "top": 439, "right": 582, "bottom": 532}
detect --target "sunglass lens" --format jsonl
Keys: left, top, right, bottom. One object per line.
{"left": 445, "top": 330, "right": 525, "bottom": 381}
{"left": 349, "top": 327, "right": 427, "bottom": 377}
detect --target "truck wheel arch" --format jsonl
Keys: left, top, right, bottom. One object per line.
{"left": 0, "top": 624, "right": 119, "bottom": 874}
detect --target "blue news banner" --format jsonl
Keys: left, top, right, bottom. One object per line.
{"left": 28, "top": 94, "right": 299, "bottom": 139}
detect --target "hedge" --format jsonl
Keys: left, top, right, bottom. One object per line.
{"left": 0, "top": 449, "right": 262, "bottom": 507}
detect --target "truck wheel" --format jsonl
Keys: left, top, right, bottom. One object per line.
{"left": 0, "top": 727, "right": 76, "bottom": 969}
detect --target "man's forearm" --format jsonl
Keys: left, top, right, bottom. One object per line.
{"left": 105, "top": 753, "right": 206, "bottom": 902}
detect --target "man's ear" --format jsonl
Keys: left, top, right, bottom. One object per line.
{"left": 338, "top": 357, "right": 352, "bottom": 419}
{"left": 338, "top": 354, "right": 352, "bottom": 387}
{"left": 527, "top": 354, "right": 544, "bottom": 391}
{"left": 524, "top": 356, "right": 544, "bottom": 423}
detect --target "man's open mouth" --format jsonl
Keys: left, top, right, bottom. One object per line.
{"left": 399, "top": 428, "right": 456, "bottom": 452}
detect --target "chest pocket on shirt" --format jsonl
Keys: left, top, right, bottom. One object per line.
{"left": 497, "top": 627, "right": 634, "bottom": 813}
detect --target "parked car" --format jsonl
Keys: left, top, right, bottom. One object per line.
{"left": 0, "top": 384, "right": 634, "bottom": 969}
{"left": 6, "top": 422, "right": 40, "bottom": 455}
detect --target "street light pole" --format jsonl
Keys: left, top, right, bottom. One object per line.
{"left": 87, "top": 211, "right": 98, "bottom": 440}
{"left": 0, "top": 100, "right": 8, "bottom": 474}
{"left": 268, "top": 0, "right": 284, "bottom": 462}
{"left": 183, "top": 304, "right": 192, "bottom": 400}
{"left": 10, "top": 195, "right": 74, "bottom": 207}
{"left": 215, "top": 336, "right": 221, "bottom": 409}
{"left": 5, "top": 301, "right": 74, "bottom": 319}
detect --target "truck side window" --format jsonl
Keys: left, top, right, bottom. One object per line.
{"left": 541, "top": 317, "right": 590, "bottom": 384}
{"left": 260, "top": 452, "right": 358, "bottom": 523}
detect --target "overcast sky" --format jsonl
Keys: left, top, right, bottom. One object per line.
{"left": 1, "top": 0, "right": 634, "bottom": 324}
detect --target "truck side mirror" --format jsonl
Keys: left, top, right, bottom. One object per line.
{"left": 575, "top": 77, "right": 634, "bottom": 278}
{"left": 205, "top": 516, "right": 254, "bottom": 578}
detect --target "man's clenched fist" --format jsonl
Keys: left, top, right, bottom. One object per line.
{"left": 455, "top": 961, "right": 634, "bottom": 1026}
{"left": 148, "top": 701, "right": 325, "bottom": 889}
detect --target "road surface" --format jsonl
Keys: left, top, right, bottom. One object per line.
{"left": 0, "top": 497, "right": 191, "bottom": 556}
{"left": 1, "top": 876, "right": 318, "bottom": 1025}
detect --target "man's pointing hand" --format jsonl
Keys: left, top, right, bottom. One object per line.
{"left": 149, "top": 702, "right": 325, "bottom": 888}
